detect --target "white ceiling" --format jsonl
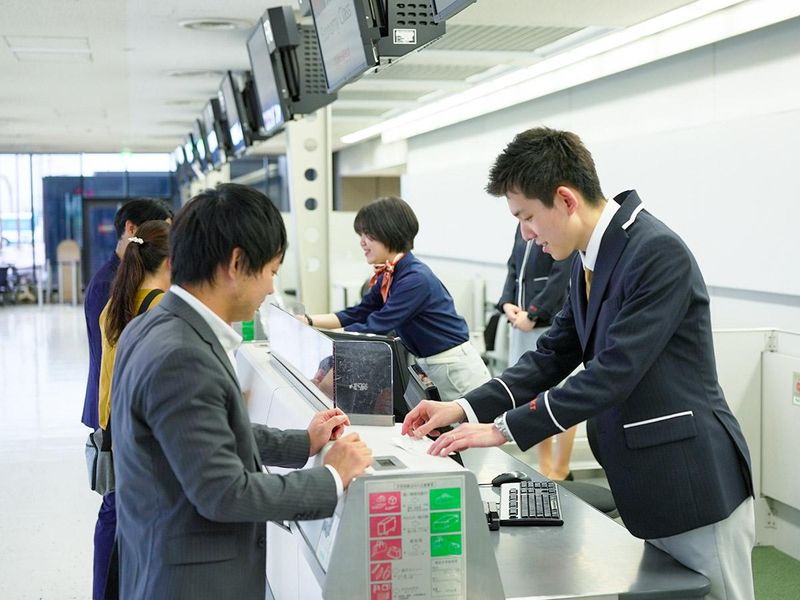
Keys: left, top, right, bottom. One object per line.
{"left": 0, "top": 0, "right": 699, "bottom": 154}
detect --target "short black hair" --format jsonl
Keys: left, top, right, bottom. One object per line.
{"left": 487, "top": 127, "right": 604, "bottom": 207}
{"left": 113, "top": 198, "right": 173, "bottom": 237}
{"left": 353, "top": 196, "right": 419, "bottom": 253}
{"left": 170, "top": 183, "right": 287, "bottom": 286}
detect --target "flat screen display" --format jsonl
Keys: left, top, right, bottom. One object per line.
{"left": 202, "top": 101, "right": 222, "bottom": 168}
{"left": 267, "top": 304, "right": 335, "bottom": 407}
{"left": 247, "top": 22, "right": 285, "bottom": 137}
{"left": 333, "top": 340, "right": 393, "bottom": 417}
{"left": 310, "top": 0, "right": 371, "bottom": 92}
{"left": 219, "top": 73, "right": 247, "bottom": 157}
{"left": 183, "top": 134, "right": 195, "bottom": 165}
{"left": 192, "top": 120, "right": 208, "bottom": 170}
{"left": 173, "top": 145, "right": 185, "bottom": 166}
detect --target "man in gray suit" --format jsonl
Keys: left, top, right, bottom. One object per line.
{"left": 403, "top": 128, "right": 755, "bottom": 600}
{"left": 111, "top": 183, "right": 372, "bottom": 599}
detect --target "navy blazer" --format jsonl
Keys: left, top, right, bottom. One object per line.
{"left": 464, "top": 190, "right": 753, "bottom": 539}
{"left": 336, "top": 252, "right": 470, "bottom": 358}
{"left": 496, "top": 224, "right": 573, "bottom": 325}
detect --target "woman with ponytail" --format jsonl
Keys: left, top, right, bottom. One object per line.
{"left": 98, "top": 219, "right": 171, "bottom": 431}
{"left": 94, "top": 219, "right": 170, "bottom": 598}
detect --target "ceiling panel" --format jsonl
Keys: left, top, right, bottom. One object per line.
{"left": 0, "top": 0, "right": 724, "bottom": 153}
{"left": 430, "top": 24, "right": 580, "bottom": 52}
{"left": 369, "top": 63, "right": 490, "bottom": 81}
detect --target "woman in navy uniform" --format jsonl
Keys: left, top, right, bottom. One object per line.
{"left": 308, "top": 196, "right": 490, "bottom": 401}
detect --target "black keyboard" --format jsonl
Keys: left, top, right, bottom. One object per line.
{"left": 499, "top": 480, "right": 563, "bottom": 526}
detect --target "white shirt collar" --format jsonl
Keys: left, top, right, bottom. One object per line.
{"left": 170, "top": 284, "right": 242, "bottom": 375}
{"left": 580, "top": 199, "right": 619, "bottom": 271}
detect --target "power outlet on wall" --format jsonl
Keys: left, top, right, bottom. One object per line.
{"left": 765, "top": 509, "right": 777, "bottom": 529}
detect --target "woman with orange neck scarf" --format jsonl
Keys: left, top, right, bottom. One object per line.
{"left": 308, "top": 196, "right": 490, "bottom": 401}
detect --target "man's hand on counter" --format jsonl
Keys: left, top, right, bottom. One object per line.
{"left": 324, "top": 433, "right": 373, "bottom": 489}
{"left": 427, "top": 423, "right": 506, "bottom": 456}
{"left": 401, "top": 400, "right": 466, "bottom": 440}
{"left": 308, "top": 408, "right": 350, "bottom": 456}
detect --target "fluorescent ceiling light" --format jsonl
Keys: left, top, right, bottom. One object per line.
{"left": 341, "top": 0, "right": 796, "bottom": 146}
{"left": 532, "top": 26, "right": 617, "bottom": 58}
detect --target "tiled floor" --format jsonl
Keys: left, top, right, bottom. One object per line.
{"left": 0, "top": 304, "right": 97, "bottom": 599}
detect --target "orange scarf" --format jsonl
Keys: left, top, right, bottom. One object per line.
{"left": 368, "top": 253, "right": 405, "bottom": 302}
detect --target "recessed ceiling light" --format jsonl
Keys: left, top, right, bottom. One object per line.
{"left": 178, "top": 18, "right": 251, "bottom": 32}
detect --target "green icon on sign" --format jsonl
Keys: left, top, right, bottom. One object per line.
{"left": 430, "top": 511, "right": 461, "bottom": 534}
{"left": 431, "top": 534, "right": 462, "bottom": 557}
{"left": 429, "top": 488, "right": 461, "bottom": 510}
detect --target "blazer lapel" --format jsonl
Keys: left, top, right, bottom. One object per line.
{"left": 159, "top": 292, "right": 240, "bottom": 387}
{"left": 584, "top": 191, "right": 643, "bottom": 337}
{"left": 159, "top": 292, "right": 262, "bottom": 470}
{"left": 571, "top": 259, "right": 590, "bottom": 350}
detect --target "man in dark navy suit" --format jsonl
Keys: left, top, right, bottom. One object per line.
{"left": 403, "top": 127, "right": 755, "bottom": 600}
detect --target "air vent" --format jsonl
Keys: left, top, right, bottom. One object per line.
{"left": 396, "top": 2, "right": 435, "bottom": 27}
{"left": 178, "top": 18, "right": 251, "bottom": 31}
{"left": 166, "top": 70, "right": 224, "bottom": 79}
{"left": 301, "top": 26, "right": 328, "bottom": 97}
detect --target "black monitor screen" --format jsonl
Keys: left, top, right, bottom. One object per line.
{"left": 192, "top": 120, "right": 208, "bottom": 170}
{"left": 173, "top": 145, "right": 185, "bottom": 166}
{"left": 431, "top": 0, "right": 476, "bottom": 23}
{"left": 202, "top": 101, "right": 223, "bottom": 168}
{"left": 321, "top": 330, "right": 410, "bottom": 421}
{"left": 333, "top": 340, "right": 393, "bottom": 417}
{"left": 183, "top": 134, "right": 195, "bottom": 165}
{"left": 247, "top": 21, "right": 286, "bottom": 137}
{"left": 219, "top": 73, "right": 247, "bottom": 157}
{"left": 309, "top": 0, "right": 373, "bottom": 92}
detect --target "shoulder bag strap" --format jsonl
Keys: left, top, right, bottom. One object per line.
{"left": 137, "top": 289, "right": 164, "bottom": 316}
{"left": 103, "top": 289, "right": 164, "bottom": 449}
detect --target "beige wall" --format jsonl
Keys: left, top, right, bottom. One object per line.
{"left": 338, "top": 176, "right": 400, "bottom": 211}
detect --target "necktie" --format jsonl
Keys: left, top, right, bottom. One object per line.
{"left": 368, "top": 253, "right": 405, "bottom": 302}
{"left": 584, "top": 267, "right": 593, "bottom": 301}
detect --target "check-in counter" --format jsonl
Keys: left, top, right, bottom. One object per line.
{"left": 237, "top": 343, "right": 710, "bottom": 600}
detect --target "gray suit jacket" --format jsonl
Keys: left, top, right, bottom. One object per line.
{"left": 466, "top": 190, "right": 752, "bottom": 539}
{"left": 111, "top": 292, "right": 337, "bottom": 600}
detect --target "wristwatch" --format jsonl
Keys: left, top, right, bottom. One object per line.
{"left": 493, "top": 414, "right": 514, "bottom": 443}
{"left": 526, "top": 304, "right": 552, "bottom": 322}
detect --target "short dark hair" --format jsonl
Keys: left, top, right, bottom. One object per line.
{"left": 113, "top": 198, "right": 173, "bottom": 237}
{"left": 353, "top": 196, "right": 419, "bottom": 253}
{"left": 170, "top": 183, "right": 287, "bottom": 286}
{"left": 486, "top": 127, "right": 604, "bottom": 207}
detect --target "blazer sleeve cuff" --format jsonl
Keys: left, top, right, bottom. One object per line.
{"left": 505, "top": 391, "right": 563, "bottom": 451}
{"left": 454, "top": 398, "right": 478, "bottom": 423}
{"left": 498, "top": 412, "right": 518, "bottom": 445}
{"left": 324, "top": 464, "right": 344, "bottom": 499}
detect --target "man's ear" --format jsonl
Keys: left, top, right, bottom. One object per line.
{"left": 227, "top": 247, "right": 244, "bottom": 278}
{"left": 124, "top": 220, "right": 137, "bottom": 236}
{"left": 555, "top": 186, "right": 580, "bottom": 215}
